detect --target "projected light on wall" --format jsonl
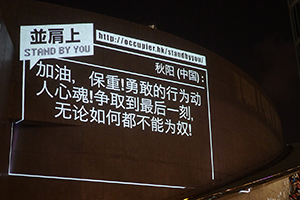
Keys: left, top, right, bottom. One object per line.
{"left": 9, "top": 23, "right": 214, "bottom": 189}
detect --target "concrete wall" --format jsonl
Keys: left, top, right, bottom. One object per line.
{"left": 0, "top": 18, "right": 14, "bottom": 200}
{"left": 220, "top": 176, "right": 291, "bottom": 200}
{"left": 0, "top": 0, "right": 285, "bottom": 199}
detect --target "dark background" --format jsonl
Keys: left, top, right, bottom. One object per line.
{"left": 39, "top": 0, "right": 300, "bottom": 143}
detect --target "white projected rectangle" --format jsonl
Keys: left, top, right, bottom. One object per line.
{"left": 20, "top": 23, "right": 94, "bottom": 68}
{"left": 96, "top": 30, "right": 206, "bottom": 66}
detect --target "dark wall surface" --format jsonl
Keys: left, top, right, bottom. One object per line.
{"left": 0, "top": 18, "right": 14, "bottom": 200}
{"left": 0, "top": 0, "right": 284, "bottom": 199}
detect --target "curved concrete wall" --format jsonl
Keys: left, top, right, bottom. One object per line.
{"left": 0, "top": 0, "right": 284, "bottom": 199}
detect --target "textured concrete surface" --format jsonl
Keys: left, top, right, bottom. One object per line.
{"left": 220, "top": 177, "right": 291, "bottom": 200}
{"left": 0, "top": 0, "right": 286, "bottom": 199}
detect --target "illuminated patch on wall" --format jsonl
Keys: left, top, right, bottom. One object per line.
{"left": 10, "top": 23, "right": 214, "bottom": 188}
{"left": 20, "top": 23, "right": 94, "bottom": 68}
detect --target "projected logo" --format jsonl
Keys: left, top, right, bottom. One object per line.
{"left": 20, "top": 23, "right": 94, "bottom": 69}
{"left": 10, "top": 23, "right": 214, "bottom": 189}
